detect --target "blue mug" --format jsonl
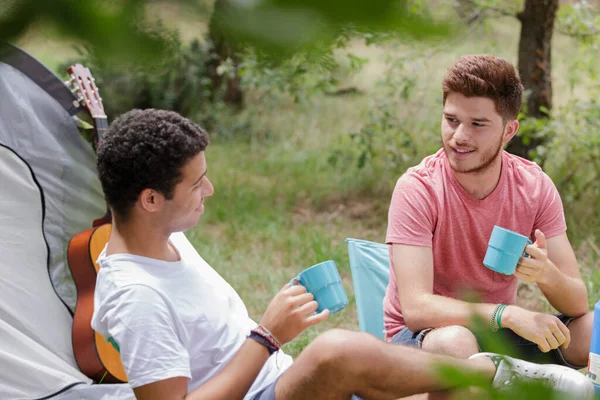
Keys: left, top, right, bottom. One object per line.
{"left": 291, "top": 260, "right": 349, "bottom": 315}
{"left": 483, "top": 226, "right": 532, "bottom": 275}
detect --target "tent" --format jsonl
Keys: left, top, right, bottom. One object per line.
{"left": 0, "top": 44, "right": 133, "bottom": 399}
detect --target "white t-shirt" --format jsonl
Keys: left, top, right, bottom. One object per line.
{"left": 91, "top": 232, "right": 292, "bottom": 398}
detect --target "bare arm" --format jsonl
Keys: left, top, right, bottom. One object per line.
{"left": 134, "top": 339, "right": 270, "bottom": 400}
{"left": 523, "top": 173, "right": 588, "bottom": 316}
{"left": 523, "top": 232, "right": 588, "bottom": 317}
{"left": 394, "top": 243, "right": 573, "bottom": 352}
{"left": 393, "top": 243, "right": 498, "bottom": 332}
{"left": 132, "top": 284, "right": 329, "bottom": 400}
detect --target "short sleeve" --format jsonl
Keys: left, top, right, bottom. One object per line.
{"left": 533, "top": 172, "right": 567, "bottom": 239}
{"left": 386, "top": 173, "right": 437, "bottom": 247}
{"left": 92, "top": 283, "right": 191, "bottom": 388}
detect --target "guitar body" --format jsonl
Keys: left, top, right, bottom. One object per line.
{"left": 68, "top": 223, "right": 127, "bottom": 383}
{"left": 65, "top": 64, "right": 127, "bottom": 383}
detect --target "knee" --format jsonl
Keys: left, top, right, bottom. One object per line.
{"left": 575, "top": 311, "right": 594, "bottom": 329}
{"left": 421, "top": 325, "right": 478, "bottom": 358}
{"left": 304, "top": 329, "right": 377, "bottom": 370}
{"left": 566, "top": 312, "right": 594, "bottom": 365}
{"left": 570, "top": 312, "right": 594, "bottom": 344}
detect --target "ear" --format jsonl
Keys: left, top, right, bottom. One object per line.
{"left": 502, "top": 119, "right": 519, "bottom": 144}
{"left": 139, "top": 188, "right": 164, "bottom": 213}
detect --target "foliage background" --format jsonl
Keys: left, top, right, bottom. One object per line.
{"left": 6, "top": 0, "right": 600, "bottom": 398}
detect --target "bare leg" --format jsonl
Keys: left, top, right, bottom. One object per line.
{"left": 274, "top": 329, "right": 496, "bottom": 400}
{"left": 561, "top": 311, "right": 593, "bottom": 367}
{"left": 404, "top": 326, "right": 481, "bottom": 400}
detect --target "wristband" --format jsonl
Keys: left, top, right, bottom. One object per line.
{"left": 254, "top": 325, "right": 282, "bottom": 349}
{"left": 496, "top": 304, "right": 507, "bottom": 329}
{"left": 248, "top": 331, "right": 278, "bottom": 355}
{"left": 490, "top": 304, "right": 504, "bottom": 332}
{"left": 249, "top": 325, "right": 281, "bottom": 356}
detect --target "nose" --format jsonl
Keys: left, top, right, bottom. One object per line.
{"left": 452, "top": 123, "right": 471, "bottom": 144}
{"left": 202, "top": 176, "right": 215, "bottom": 197}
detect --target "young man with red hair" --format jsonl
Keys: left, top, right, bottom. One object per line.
{"left": 385, "top": 54, "right": 593, "bottom": 398}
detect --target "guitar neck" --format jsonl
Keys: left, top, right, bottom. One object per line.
{"left": 91, "top": 115, "right": 111, "bottom": 227}
{"left": 66, "top": 64, "right": 111, "bottom": 228}
{"left": 93, "top": 116, "right": 109, "bottom": 142}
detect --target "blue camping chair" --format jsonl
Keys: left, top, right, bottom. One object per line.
{"left": 345, "top": 238, "right": 390, "bottom": 339}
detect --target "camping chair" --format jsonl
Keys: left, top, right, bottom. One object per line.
{"left": 345, "top": 238, "right": 390, "bottom": 340}
{"left": 0, "top": 44, "right": 133, "bottom": 399}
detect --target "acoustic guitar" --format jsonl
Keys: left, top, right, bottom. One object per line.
{"left": 65, "top": 64, "right": 126, "bottom": 384}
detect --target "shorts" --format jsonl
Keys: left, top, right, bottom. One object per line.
{"left": 250, "top": 376, "right": 364, "bottom": 400}
{"left": 250, "top": 379, "right": 278, "bottom": 400}
{"left": 390, "top": 314, "right": 585, "bottom": 369}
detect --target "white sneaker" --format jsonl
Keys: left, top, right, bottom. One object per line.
{"left": 469, "top": 352, "right": 595, "bottom": 399}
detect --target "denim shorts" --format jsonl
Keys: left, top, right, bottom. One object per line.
{"left": 391, "top": 314, "right": 585, "bottom": 369}
{"left": 250, "top": 376, "right": 364, "bottom": 400}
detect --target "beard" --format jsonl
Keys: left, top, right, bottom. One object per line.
{"left": 445, "top": 135, "right": 504, "bottom": 174}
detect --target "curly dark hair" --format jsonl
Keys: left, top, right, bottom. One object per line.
{"left": 97, "top": 109, "right": 209, "bottom": 219}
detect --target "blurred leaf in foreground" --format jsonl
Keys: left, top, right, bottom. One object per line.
{"left": 1, "top": 0, "right": 454, "bottom": 66}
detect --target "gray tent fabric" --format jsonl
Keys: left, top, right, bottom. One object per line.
{"left": 0, "top": 44, "right": 82, "bottom": 116}
{"left": 0, "top": 49, "right": 132, "bottom": 399}
{"left": 0, "top": 60, "right": 104, "bottom": 311}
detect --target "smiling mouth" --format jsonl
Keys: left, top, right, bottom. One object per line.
{"left": 453, "top": 148, "right": 474, "bottom": 154}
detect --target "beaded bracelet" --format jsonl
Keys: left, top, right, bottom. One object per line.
{"left": 490, "top": 304, "right": 505, "bottom": 332}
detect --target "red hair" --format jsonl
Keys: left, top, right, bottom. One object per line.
{"left": 442, "top": 54, "right": 524, "bottom": 120}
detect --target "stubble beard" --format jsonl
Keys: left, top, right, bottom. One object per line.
{"left": 447, "top": 135, "right": 504, "bottom": 175}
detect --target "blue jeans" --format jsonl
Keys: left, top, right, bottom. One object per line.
{"left": 391, "top": 314, "right": 585, "bottom": 369}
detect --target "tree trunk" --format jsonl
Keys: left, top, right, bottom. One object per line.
{"left": 206, "top": 0, "right": 243, "bottom": 108}
{"left": 506, "top": 0, "right": 558, "bottom": 159}
{"left": 453, "top": 0, "right": 482, "bottom": 25}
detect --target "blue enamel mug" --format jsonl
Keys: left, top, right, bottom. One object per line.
{"left": 290, "top": 260, "right": 349, "bottom": 315}
{"left": 483, "top": 226, "right": 532, "bottom": 275}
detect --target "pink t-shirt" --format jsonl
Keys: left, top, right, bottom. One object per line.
{"left": 383, "top": 149, "right": 566, "bottom": 341}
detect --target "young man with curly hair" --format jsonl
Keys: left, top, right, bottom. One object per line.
{"left": 91, "top": 108, "right": 593, "bottom": 400}
{"left": 385, "top": 54, "right": 594, "bottom": 399}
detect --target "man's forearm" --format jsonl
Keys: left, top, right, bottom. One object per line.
{"left": 404, "top": 294, "right": 501, "bottom": 332}
{"left": 186, "top": 339, "right": 270, "bottom": 400}
{"left": 537, "top": 262, "right": 589, "bottom": 317}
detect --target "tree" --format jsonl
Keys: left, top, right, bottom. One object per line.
{"left": 517, "top": 0, "right": 559, "bottom": 119}
{"left": 505, "top": 0, "right": 560, "bottom": 159}
{"left": 457, "top": 0, "right": 599, "bottom": 161}
{"left": 206, "top": 0, "right": 243, "bottom": 107}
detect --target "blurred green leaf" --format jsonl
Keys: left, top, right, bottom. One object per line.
{"left": 2, "top": 0, "right": 454, "bottom": 66}
{"left": 1, "top": 0, "right": 175, "bottom": 65}
{"left": 435, "top": 363, "right": 492, "bottom": 391}
{"left": 214, "top": 0, "right": 453, "bottom": 59}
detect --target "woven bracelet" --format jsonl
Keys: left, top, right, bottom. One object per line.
{"left": 255, "top": 324, "right": 282, "bottom": 349}
{"left": 489, "top": 304, "right": 503, "bottom": 332}
{"left": 248, "top": 331, "right": 278, "bottom": 355}
{"left": 496, "top": 304, "right": 507, "bottom": 329}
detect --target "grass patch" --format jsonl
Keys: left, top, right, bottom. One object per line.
{"left": 17, "top": 5, "right": 600, "bottom": 358}
{"left": 182, "top": 17, "right": 600, "bottom": 351}
{"left": 187, "top": 137, "right": 388, "bottom": 356}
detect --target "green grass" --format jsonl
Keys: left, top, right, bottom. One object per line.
{"left": 186, "top": 137, "right": 389, "bottom": 355}
{"left": 17, "top": 7, "right": 600, "bottom": 359}
{"left": 181, "top": 17, "right": 600, "bottom": 357}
